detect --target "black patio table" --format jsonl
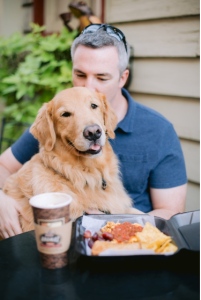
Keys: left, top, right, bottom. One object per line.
{"left": 0, "top": 218, "right": 199, "bottom": 300}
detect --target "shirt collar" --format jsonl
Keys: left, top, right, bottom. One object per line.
{"left": 115, "top": 88, "right": 136, "bottom": 133}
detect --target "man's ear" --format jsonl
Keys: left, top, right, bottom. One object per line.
{"left": 98, "top": 93, "right": 118, "bottom": 139}
{"left": 120, "top": 69, "right": 129, "bottom": 88}
{"left": 30, "top": 100, "right": 56, "bottom": 151}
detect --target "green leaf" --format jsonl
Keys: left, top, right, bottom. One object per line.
{"left": 27, "top": 85, "right": 35, "bottom": 98}
{"left": 16, "top": 84, "right": 27, "bottom": 99}
{"left": 40, "top": 38, "right": 60, "bottom": 52}
{"left": 40, "top": 52, "right": 54, "bottom": 62}
{"left": 3, "top": 75, "right": 20, "bottom": 84}
{"left": 30, "top": 23, "right": 46, "bottom": 33}
{"left": 4, "top": 103, "right": 18, "bottom": 114}
{"left": 2, "top": 85, "right": 17, "bottom": 94}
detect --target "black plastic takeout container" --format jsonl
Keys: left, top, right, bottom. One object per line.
{"left": 74, "top": 210, "right": 200, "bottom": 256}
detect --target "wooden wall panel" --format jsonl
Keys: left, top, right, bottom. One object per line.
{"left": 180, "top": 139, "right": 200, "bottom": 184}
{"left": 45, "top": 0, "right": 75, "bottom": 32}
{"left": 91, "top": 0, "right": 102, "bottom": 20}
{"left": 0, "top": 0, "right": 2, "bottom": 35}
{"left": 106, "top": 0, "right": 200, "bottom": 23}
{"left": 129, "top": 58, "right": 200, "bottom": 98}
{"left": 185, "top": 182, "right": 200, "bottom": 212}
{"left": 44, "top": 0, "right": 93, "bottom": 32}
{"left": 0, "top": 0, "right": 24, "bottom": 36}
{"left": 113, "top": 17, "right": 200, "bottom": 57}
{"left": 196, "top": 33, "right": 200, "bottom": 56}
{"left": 131, "top": 93, "right": 200, "bottom": 141}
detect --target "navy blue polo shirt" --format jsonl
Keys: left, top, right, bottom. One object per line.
{"left": 11, "top": 88, "right": 187, "bottom": 212}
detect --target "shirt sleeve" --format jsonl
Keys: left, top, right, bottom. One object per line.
{"left": 150, "top": 123, "right": 187, "bottom": 189}
{"left": 11, "top": 126, "right": 39, "bottom": 164}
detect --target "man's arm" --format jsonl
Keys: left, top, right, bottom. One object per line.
{"left": 148, "top": 184, "right": 187, "bottom": 219}
{"left": 0, "top": 147, "right": 22, "bottom": 177}
{"left": 0, "top": 147, "right": 25, "bottom": 238}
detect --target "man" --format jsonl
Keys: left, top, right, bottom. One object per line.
{"left": 0, "top": 24, "right": 187, "bottom": 239}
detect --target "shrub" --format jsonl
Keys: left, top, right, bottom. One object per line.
{"left": 0, "top": 23, "right": 77, "bottom": 139}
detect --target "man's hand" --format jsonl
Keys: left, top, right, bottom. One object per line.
{"left": 0, "top": 147, "right": 24, "bottom": 238}
{"left": 0, "top": 191, "right": 26, "bottom": 238}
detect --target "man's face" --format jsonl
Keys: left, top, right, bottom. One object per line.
{"left": 72, "top": 45, "right": 126, "bottom": 104}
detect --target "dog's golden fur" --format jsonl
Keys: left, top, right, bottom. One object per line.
{"left": 3, "top": 87, "right": 143, "bottom": 233}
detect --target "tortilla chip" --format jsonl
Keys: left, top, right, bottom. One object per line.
{"left": 155, "top": 238, "right": 172, "bottom": 253}
{"left": 136, "top": 222, "right": 176, "bottom": 253}
{"left": 157, "top": 242, "right": 178, "bottom": 253}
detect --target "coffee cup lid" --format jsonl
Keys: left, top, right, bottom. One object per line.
{"left": 29, "top": 193, "right": 72, "bottom": 209}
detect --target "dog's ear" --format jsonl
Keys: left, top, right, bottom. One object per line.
{"left": 98, "top": 93, "right": 118, "bottom": 139}
{"left": 30, "top": 100, "right": 56, "bottom": 151}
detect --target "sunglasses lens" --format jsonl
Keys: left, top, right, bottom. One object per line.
{"left": 83, "top": 24, "right": 101, "bottom": 33}
{"left": 106, "top": 28, "right": 120, "bottom": 41}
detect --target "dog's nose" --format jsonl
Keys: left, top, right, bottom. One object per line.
{"left": 83, "top": 125, "right": 102, "bottom": 141}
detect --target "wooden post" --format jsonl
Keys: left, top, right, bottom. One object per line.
{"left": 33, "top": 0, "right": 44, "bottom": 26}
{"left": 101, "top": 0, "right": 105, "bottom": 23}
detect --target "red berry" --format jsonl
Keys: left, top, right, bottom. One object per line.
{"left": 92, "top": 232, "right": 98, "bottom": 241}
{"left": 84, "top": 230, "right": 91, "bottom": 239}
{"left": 88, "top": 239, "right": 94, "bottom": 248}
{"left": 102, "top": 232, "right": 114, "bottom": 241}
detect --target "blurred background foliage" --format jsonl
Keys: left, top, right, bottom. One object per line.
{"left": 0, "top": 23, "right": 77, "bottom": 151}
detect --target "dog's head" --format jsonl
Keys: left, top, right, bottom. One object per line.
{"left": 30, "top": 87, "right": 118, "bottom": 158}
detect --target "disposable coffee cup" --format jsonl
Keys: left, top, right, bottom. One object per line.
{"left": 29, "top": 193, "right": 72, "bottom": 269}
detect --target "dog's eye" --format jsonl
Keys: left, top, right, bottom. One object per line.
{"left": 61, "top": 112, "right": 71, "bottom": 117}
{"left": 91, "top": 103, "right": 98, "bottom": 109}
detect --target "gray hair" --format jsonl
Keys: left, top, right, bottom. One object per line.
{"left": 71, "top": 28, "right": 130, "bottom": 76}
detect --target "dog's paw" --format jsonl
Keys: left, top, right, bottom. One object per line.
{"left": 126, "top": 207, "right": 145, "bottom": 215}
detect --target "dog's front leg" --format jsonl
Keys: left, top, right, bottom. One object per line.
{"left": 125, "top": 207, "right": 145, "bottom": 215}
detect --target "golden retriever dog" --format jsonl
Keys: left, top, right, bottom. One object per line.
{"left": 3, "top": 87, "right": 143, "bottom": 233}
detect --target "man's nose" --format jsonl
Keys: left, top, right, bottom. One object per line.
{"left": 83, "top": 125, "right": 102, "bottom": 141}
{"left": 84, "top": 78, "right": 96, "bottom": 92}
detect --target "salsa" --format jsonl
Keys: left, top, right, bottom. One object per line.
{"left": 111, "top": 222, "right": 143, "bottom": 242}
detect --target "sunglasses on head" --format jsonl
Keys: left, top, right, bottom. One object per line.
{"left": 82, "top": 23, "right": 128, "bottom": 53}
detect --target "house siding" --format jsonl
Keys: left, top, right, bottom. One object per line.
{"left": 0, "top": 0, "right": 25, "bottom": 36}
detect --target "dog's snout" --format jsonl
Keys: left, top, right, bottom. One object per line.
{"left": 83, "top": 125, "right": 102, "bottom": 141}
